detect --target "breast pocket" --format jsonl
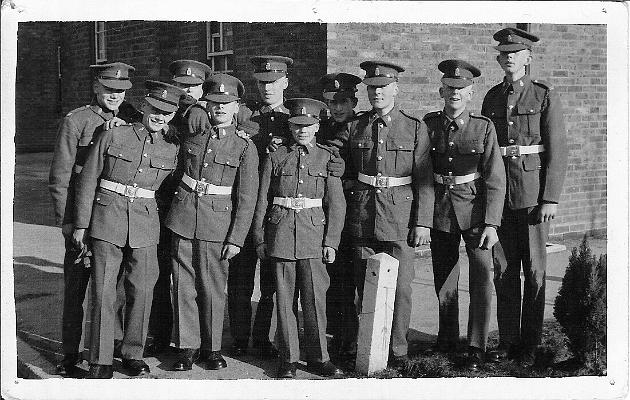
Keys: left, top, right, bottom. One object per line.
{"left": 213, "top": 153, "right": 240, "bottom": 185}
{"left": 183, "top": 142, "right": 202, "bottom": 171}
{"left": 387, "top": 138, "right": 414, "bottom": 174}
{"left": 517, "top": 103, "right": 542, "bottom": 138}
{"left": 105, "top": 144, "right": 134, "bottom": 178}
{"left": 308, "top": 166, "right": 327, "bottom": 195}
{"left": 350, "top": 139, "right": 374, "bottom": 172}
{"left": 150, "top": 155, "right": 176, "bottom": 188}
{"left": 456, "top": 139, "right": 484, "bottom": 155}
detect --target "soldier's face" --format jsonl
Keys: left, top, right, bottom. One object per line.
{"left": 497, "top": 50, "right": 532, "bottom": 76}
{"left": 439, "top": 84, "right": 474, "bottom": 114}
{"left": 208, "top": 100, "right": 239, "bottom": 125}
{"left": 289, "top": 122, "right": 319, "bottom": 146}
{"left": 367, "top": 82, "right": 398, "bottom": 110}
{"left": 326, "top": 97, "right": 356, "bottom": 123}
{"left": 141, "top": 103, "right": 176, "bottom": 132}
{"left": 173, "top": 81, "right": 203, "bottom": 101}
{"left": 93, "top": 82, "right": 126, "bottom": 111}
{"left": 256, "top": 76, "right": 288, "bottom": 105}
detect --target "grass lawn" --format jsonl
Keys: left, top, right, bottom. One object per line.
{"left": 340, "top": 320, "right": 606, "bottom": 378}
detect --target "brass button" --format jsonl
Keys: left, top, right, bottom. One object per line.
{"left": 449, "top": 185, "right": 454, "bottom": 189}
{"left": 201, "top": 178, "right": 206, "bottom": 182}
{"left": 379, "top": 139, "right": 384, "bottom": 144}
{"left": 138, "top": 168, "right": 143, "bottom": 172}
{"left": 203, "top": 163, "right": 208, "bottom": 167}
{"left": 130, "top": 198, "right": 134, "bottom": 203}
{"left": 299, "top": 179, "right": 304, "bottom": 184}
{"left": 449, "top": 142, "right": 454, "bottom": 146}
{"left": 508, "top": 121, "right": 514, "bottom": 125}
{"left": 508, "top": 105, "right": 514, "bottom": 109}
{"left": 207, "top": 149, "right": 212, "bottom": 153}
{"left": 300, "top": 165, "right": 305, "bottom": 169}
{"left": 376, "top": 172, "right": 382, "bottom": 177}
{"left": 509, "top": 139, "right": 515, "bottom": 144}
{"left": 448, "top": 157, "right": 453, "bottom": 162}
{"left": 375, "top": 189, "right": 382, "bottom": 194}
{"left": 377, "top": 156, "right": 383, "bottom": 161}
{"left": 297, "top": 193, "right": 303, "bottom": 197}
{"left": 133, "top": 183, "right": 138, "bottom": 187}
{"left": 471, "top": 149, "right": 476, "bottom": 153}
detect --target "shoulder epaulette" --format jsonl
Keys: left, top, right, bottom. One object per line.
{"left": 400, "top": 109, "right": 422, "bottom": 123}
{"left": 65, "top": 104, "right": 91, "bottom": 117}
{"left": 235, "top": 129, "right": 252, "bottom": 142}
{"left": 532, "top": 79, "right": 554, "bottom": 90}
{"left": 315, "top": 142, "right": 336, "bottom": 154}
{"left": 422, "top": 110, "right": 442, "bottom": 121}
{"left": 469, "top": 112, "right": 491, "bottom": 122}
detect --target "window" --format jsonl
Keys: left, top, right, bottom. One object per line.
{"left": 94, "top": 21, "right": 107, "bottom": 63}
{"left": 206, "top": 22, "right": 234, "bottom": 72}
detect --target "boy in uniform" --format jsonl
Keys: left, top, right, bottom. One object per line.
{"left": 166, "top": 74, "right": 259, "bottom": 371}
{"left": 482, "top": 28, "right": 568, "bottom": 366}
{"left": 424, "top": 59, "right": 505, "bottom": 371}
{"left": 72, "top": 80, "right": 183, "bottom": 378}
{"left": 253, "top": 98, "right": 345, "bottom": 378}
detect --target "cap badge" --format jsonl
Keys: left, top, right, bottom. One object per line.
{"left": 186, "top": 67, "right": 192, "bottom": 76}
{"left": 115, "top": 69, "right": 121, "bottom": 78}
{"left": 219, "top": 83, "right": 225, "bottom": 92}
{"left": 265, "top": 62, "right": 271, "bottom": 71}
{"left": 334, "top": 80, "right": 340, "bottom": 89}
{"left": 374, "top": 67, "right": 380, "bottom": 76}
{"left": 507, "top": 34, "right": 512, "bottom": 41}
{"left": 161, "top": 90, "right": 168, "bottom": 99}
{"left": 300, "top": 107, "right": 307, "bottom": 115}
{"left": 454, "top": 67, "right": 460, "bottom": 77}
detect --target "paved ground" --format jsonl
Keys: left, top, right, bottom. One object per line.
{"left": 11, "top": 152, "right": 607, "bottom": 381}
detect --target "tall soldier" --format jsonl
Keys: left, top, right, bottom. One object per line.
{"left": 49, "top": 62, "right": 140, "bottom": 376}
{"left": 317, "top": 72, "right": 362, "bottom": 360}
{"left": 425, "top": 60, "right": 505, "bottom": 371}
{"left": 166, "top": 74, "right": 259, "bottom": 371}
{"left": 72, "top": 81, "right": 183, "bottom": 379}
{"left": 253, "top": 98, "right": 345, "bottom": 378}
{"left": 147, "top": 59, "right": 213, "bottom": 356}
{"left": 482, "top": 28, "right": 568, "bottom": 367}
{"left": 339, "top": 61, "right": 434, "bottom": 369}
{"left": 226, "top": 55, "right": 294, "bottom": 358}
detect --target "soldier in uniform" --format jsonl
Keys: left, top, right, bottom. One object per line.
{"left": 72, "top": 80, "right": 183, "bottom": 378}
{"left": 226, "top": 55, "right": 294, "bottom": 358}
{"left": 317, "top": 72, "right": 362, "bottom": 361}
{"left": 147, "top": 59, "right": 213, "bottom": 356}
{"left": 482, "top": 28, "right": 568, "bottom": 366}
{"left": 48, "top": 62, "right": 140, "bottom": 376}
{"left": 339, "top": 61, "right": 434, "bottom": 369}
{"left": 425, "top": 60, "right": 505, "bottom": 371}
{"left": 166, "top": 74, "right": 259, "bottom": 371}
{"left": 253, "top": 98, "right": 345, "bottom": 378}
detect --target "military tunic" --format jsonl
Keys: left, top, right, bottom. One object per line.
{"left": 340, "top": 105, "right": 434, "bottom": 357}
{"left": 74, "top": 122, "right": 178, "bottom": 364}
{"left": 166, "top": 124, "right": 259, "bottom": 351}
{"left": 253, "top": 140, "right": 345, "bottom": 363}
{"left": 48, "top": 100, "right": 140, "bottom": 355}
{"left": 482, "top": 76, "right": 568, "bottom": 347}
{"left": 227, "top": 103, "right": 293, "bottom": 349}
{"left": 425, "top": 110, "right": 506, "bottom": 351}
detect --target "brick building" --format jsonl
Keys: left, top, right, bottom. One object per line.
{"left": 14, "top": 21, "right": 606, "bottom": 238}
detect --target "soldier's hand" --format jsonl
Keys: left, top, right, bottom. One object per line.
{"left": 61, "top": 223, "right": 74, "bottom": 239}
{"left": 478, "top": 226, "right": 499, "bottom": 250}
{"left": 71, "top": 228, "right": 87, "bottom": 250}
{"left": 537, "top": 203, "right": 558, "bottom": 223}
{"left": 408, "top": 226, "right": 431, "bottom": 247}
{"left": 103, "top": 117, "right": 127, "bottom": 131}
{"left": 221, "top": 243, "right": 241, "bottom": 260}
{"left": 327, "top": 150, "right": 345, "bottom": 177}
{"left": 322, "top": 246, "right": 336, "bottom": 264}
{"left": 256, "top": 243, "right": 268, "bottom": 260}
{"left": 266, "top": 136, "right": 285, "bottom": 153}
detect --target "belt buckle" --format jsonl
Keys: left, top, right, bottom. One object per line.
{"left": 124, "top": 185, "right": 138, "bottom": 198}
{"left": 195, "top": 181, "right": 207, "bottom": 196}
{"left": 441, "top": 175, "right": 455, "bottom": 185}
{"left": 505, "top": 145, "right": 520, "bottom": 157}
{"left": 291, "top": 197, "right": 305, "bottom": 209}
{"left": 375, "top": 176, "right": 389, "bottom": 188}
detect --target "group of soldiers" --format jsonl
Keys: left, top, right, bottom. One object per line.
{"left": 48, "top": 26, "right": 567, "bottom": 379}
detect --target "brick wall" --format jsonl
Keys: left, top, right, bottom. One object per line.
{"left": 327, "top": 23, "right": 607, "bottom": 237}
{"left": 232, "top": 22, "right": 328, "bottom": 104}
{"left": 15, "top": 22, "right": 62, "bottom": 152}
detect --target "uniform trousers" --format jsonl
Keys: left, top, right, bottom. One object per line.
{"left": 430, "top": 225, "right": 494, "bottom": 351}
{"left": 353, "top": 239, "right": 415, "bottom": 357}
{"left": 62, "top": 238, "right": 126, "bottom": 354}
{"left": 274, "top": 257, "right": 330, "bottom": 364}
{"left": 227, "top": 233, "right": 276, "bottom": 346}
{"left": 89, "top": 239, "right": 159, "bottom": 364}
{"left": 171, "top": 235, "right": 228, "bottom": 351}
{"left": 325, "top": 232, "right": 357, "bottom": 347}
{"left": 493, "top": 206, "right": 549, "bottom": 347}
{"left": 148, "top": 224, "right": 173, "bottom": 345}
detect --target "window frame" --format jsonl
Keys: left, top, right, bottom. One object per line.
{"left": 94, "top": 21, "right": 107, "bottom": 63}
{"left": 206, "top": 22, "right": 234, "bottom": 73}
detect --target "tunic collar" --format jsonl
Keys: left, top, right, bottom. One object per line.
{"left": 210, "top": 123, "right": 236, "bottom": 140}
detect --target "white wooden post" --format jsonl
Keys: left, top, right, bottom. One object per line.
{"left": 355, "top": 253, "right": 399, "bottom": 375}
